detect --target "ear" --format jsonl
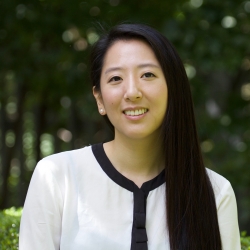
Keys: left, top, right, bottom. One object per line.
{"left": 93, "top": 86, "right": 106, "bottom": 115}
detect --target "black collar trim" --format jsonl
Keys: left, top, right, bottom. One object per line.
{"left": 92, "top": 143, "right": 165, "bottom": 193}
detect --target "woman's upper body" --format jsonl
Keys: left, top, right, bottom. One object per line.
{"left": 19, "top": 23, "right": 241, "bottom": 249}
{"left": 19, "top": 143, "right": 241, "bottom": 250}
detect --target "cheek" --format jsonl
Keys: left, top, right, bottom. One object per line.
{"left": 154, "top": 88, "right": 168, "bottom": 111}
{"left": 159, "top": 84, "right": 168, "bottom": 99}
{"left": 102, "top": 94, "right": 117, "bottom": 110}
{"left": 150, "top": 85, "right": 168, "bottom": 100}
{"left": 101, "top": 88, "right": 122, "bottom": 108}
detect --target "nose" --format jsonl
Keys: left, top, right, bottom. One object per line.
{"left": 123, "top": 77, "right": 142, "bottom": 102}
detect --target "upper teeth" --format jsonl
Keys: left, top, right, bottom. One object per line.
{"left": 124, "top": 109, "right": 147, "bottom": 116}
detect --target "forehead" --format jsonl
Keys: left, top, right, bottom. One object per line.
{"left": 102, "top": 39, "right": 159, "bottom": 67}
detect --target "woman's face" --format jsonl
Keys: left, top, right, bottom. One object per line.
{"left": 93, "top": 39, "right": 168, "bottom": 141}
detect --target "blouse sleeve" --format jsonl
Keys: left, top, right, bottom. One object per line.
{"left": 217, "top": 180, "right": 241, "bottom": 250}
{"left": 19, "top": 159, "right": 63, "bottom": 250}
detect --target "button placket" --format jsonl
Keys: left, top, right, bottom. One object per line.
{"left": 131, "top": 189, "right": 148, "bottom": 250}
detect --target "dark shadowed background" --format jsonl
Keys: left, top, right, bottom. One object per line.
{"left": 0, "top": 0, "right": 249, "bottom": 232}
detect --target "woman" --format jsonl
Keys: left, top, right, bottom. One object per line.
{"left": 19, "top": 23, "right": 240, "bottom": 250}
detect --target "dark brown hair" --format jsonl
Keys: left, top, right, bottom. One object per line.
{"left": 90, "top": 23, "right": 222, "bottom": 250}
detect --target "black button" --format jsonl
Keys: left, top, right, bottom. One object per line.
{"left": 136, "top": 228, "right": 148, "bottom": 242}
{"left": 135, "top": 213, "right": 146, "bottom": 228}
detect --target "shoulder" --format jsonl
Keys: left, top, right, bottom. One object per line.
{"left": 206, "top": 168, "right": 230, "bottom": 189}
{"left": 34, "top": 145, "right": 95, "bottom": 178}
{"left": 206, "top": 168, "right": 236, "bottom": 207}
{"left": 40, "top": 144, "right": 93, "bottom": 164}
{"left": 206, "top": 170, "right": 241, "bottom": 249}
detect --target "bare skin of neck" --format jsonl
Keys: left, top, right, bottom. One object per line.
{"left": 103, "top": 135, "right": 165, "bottom": 188}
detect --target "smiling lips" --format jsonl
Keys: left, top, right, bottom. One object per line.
{"left": 123, "top": 108, "right": 148, "bottom": 116}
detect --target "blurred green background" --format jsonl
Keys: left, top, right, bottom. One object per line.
{"left": 0, "top": 0, "right": 249, "bottom": 233}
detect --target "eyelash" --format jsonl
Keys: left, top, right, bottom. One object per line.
{"left": 108, "top": 76, "right": 122, "bottom": 83}
{"left": 142, "top": 72, "right": 156, "bottom": 78}
{"left": 108, "top": 72, "right": 156, "bottom": 83}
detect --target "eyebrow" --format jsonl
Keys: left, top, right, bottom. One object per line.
{"left": 104, "top": 63, "right": 160, "bottom": 75}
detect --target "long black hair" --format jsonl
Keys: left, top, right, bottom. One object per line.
{"left": 90, "top": 23, "right": 222, "bottom": 250}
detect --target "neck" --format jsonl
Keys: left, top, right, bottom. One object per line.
{"left": 104, "top": 134, "right": 165, "bottom": 187}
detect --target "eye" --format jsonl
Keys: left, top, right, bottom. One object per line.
{"left": 142, "top": 72, "right": 156, "bottom": 78}
{"left": 108, "top": 76, "right": 122, "bottom": 83}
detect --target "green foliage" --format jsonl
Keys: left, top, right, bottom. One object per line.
{"left": 0, "top": 207, "right": 250, "bottom": 249}
{"left": 241, "top": 231, "right": 250, "bottom": 250}
{"left": 0, "top": 207, "right": 22, "bottom": 250}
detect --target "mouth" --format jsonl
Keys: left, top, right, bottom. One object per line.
{"left": 123, "top": 108, "right": 148, "bottom": 116}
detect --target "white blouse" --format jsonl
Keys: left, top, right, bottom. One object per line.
{"left": 19, "top": 144, "right": 241, "bottom": 250}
